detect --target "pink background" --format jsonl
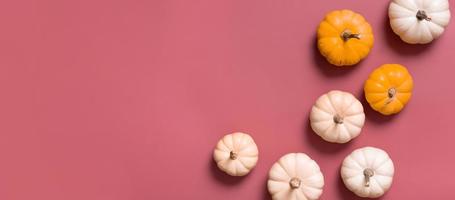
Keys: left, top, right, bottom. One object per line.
{"left": 1, "top": 0, "right": 454, "bottom": 199}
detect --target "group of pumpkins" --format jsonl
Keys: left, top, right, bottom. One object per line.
{"left": 213, "top": 0, "right": 451, "bottom": 199}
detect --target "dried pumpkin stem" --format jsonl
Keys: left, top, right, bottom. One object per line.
{"left": 229, "top": 151, "right": 238, "bottom": 160}
{"left": 289, "top": 177, "right": 301, "bottom": 189}
{"left": 333, "top": 114, "right": 344, "bottom": 124}
{"left": 341, "top": 30, "right": 361, "bottom": 41}
{"left": 416, "top": 10, "right": 431, "bottom": 21}
{"left": 363, "top": 168, "right": 375, "bottom": 187}
{"left": 388, "top": 88, "right": 396, "bottom": 99}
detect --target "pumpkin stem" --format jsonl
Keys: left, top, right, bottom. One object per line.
{"left": 333, "top": 114, "right": 344, "bottom": 124}
{"left": 341, "top": 30, "right": 361, "bottom": 41}
{"left": 363, "top": 168, "right": 375, "bottom": 187}
{"left": 416, "top": 10, "right": 431, "bottom": 21}
{"left": 289, "top": 177, "right": 301, "bottom": 189}
{"left": 388, "top": 88, "right": 396, "bottom": 99}
{"left": 229, "top": 151, "right": 238, "bottom": 160}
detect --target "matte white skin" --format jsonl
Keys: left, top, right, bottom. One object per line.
{"left": 341, "top": 147, "right": 395, "bottom": 198}
{"left": 213, "top": 132, "right": 258, "bottom": 176}
{"left": 267, "top": 153, "right": 324, "bottom": 200}
{"left": 389, "top": 0, "right": 451, "bottom": 44}
{"left": 310, "top": 90, "right": 365, "bottom": 143}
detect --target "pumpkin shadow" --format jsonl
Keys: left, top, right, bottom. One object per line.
{"left": 304, "top": 119, "right": 352, "bottom": 154}
{"left": 209, "top": 159, "right": 248, "bottom": 185}
{"left": 358, "top": 89, "right": 397, "bottom": 125}
{"left": 311, "top": 34, "right": 360, "bottom": 78}
{"left": 382, "top": 6, "right": 433, "bottom": 55}
{"left": 261, "top": 176, "right": 271, "bottom": 200}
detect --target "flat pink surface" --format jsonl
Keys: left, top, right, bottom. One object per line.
{"left": 1, "top": 0, "right": 454, "bottom": 199}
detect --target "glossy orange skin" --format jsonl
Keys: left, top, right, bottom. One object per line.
{"left": 317, "top": 10, "right": 374, "bottom": 66}
{"left": 364, "top": 64, "right": 414, "bottom": 115}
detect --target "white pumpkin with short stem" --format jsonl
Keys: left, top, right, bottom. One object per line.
{"left": 310, "top": 90, "right": 365, "bottom": 143}
{"left": 389, "top": 0, "right": 451, "bottom": 44}
{"left": 341, "top": 147, "right": 395, "bottom": 198}
{"left": 267, "top": 153, "right": 324, "bottom": 200}
{"left": 213, "top": 132, "right": 258, "bottom": 176}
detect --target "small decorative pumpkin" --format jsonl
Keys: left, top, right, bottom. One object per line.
{"left": 364, "top": 64, "right": 414, "bottom": 115}
{"left": 268, "top": 153, "right": 324, "bottom": 200}
{"left": 310, "top": 90, "right": 365, "bottom": 143}
{"left": 341, "top": 147, "right": 395, "bottom": 198}
{"left": 317, "top": 9, "right": 374, "bottom": 66}
{"left": 213, "top": 132, "right": 259, "bottom": 176}
{"left": 389, "top": 0, "right": 451, "bottom": 44}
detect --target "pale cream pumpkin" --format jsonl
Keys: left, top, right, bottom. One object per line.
{"left": 267, "top": 153, "right": 324, "bottom": 200}
{"left": 341, "top": 147, "right": 395, "bottom": 198}
{"left": 389, "top": 0, "right": 451, "bottom": 44}
{"left": 213, "top": 132, "right": 259, "bottom": 176}
{"left": 310, "top": 90, "right": 365, "bottom": 143}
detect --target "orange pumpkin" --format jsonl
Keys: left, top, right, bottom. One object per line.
{"left": 364, "top": 64, "right": 414, "bottom": 115}
{"left": 317, "top": 10, "right": 374, "bottom": 66}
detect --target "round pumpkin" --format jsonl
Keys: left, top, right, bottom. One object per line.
{"left": 389, "top": 0, "right": 451, "bottom": 44}
{"left": 213, "top": 132, "right": 259, "bottom": 176}
{"left": 267, "top": 153, "right": 324, "bottom": 200}
{"left": 341, "top": 147, "right": 395, "bottom": 198}
{"left": 310, "top": 90, "right": 365, "bottom": 143}
{"left": 317, "top": 9, "right": 374, "bottom": 66}
{"left": 364, "top": 64, "right": 414, "bottom": 115}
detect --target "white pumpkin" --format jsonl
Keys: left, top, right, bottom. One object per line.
{"left": 341, "top": 147, "right": 395, "bottom": 198}
{"left": 310, "top": 90, "right": 365, "bottom": 143}
{"left": 267, "top": 153, "right": 324, "bottom": 200}
{"left": 389, "top": 0, "right": 451, "bottom": 44}
{"left": 213, "top": 132, "right": 259, "bottom": 176}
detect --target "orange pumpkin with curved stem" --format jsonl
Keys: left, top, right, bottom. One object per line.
{"left": 364, "top": 64, "right": 414, "bottom": 115}
{"left": 317, "top": 10, "right": 374, "bottom": 66}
